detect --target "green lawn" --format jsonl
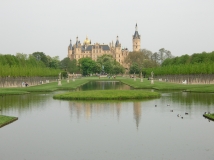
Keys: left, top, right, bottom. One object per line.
{"left": 0, "top": 79, "right": 89, "bottom": 95}
{"left": 1, "top": 76, "right": 214, "bottom": 96}
{"left": 0, "top": 115, "right": 18, "bottom": 128}
{"left": 53, "top": 90, "right": 160, "bottom": 100}
{"left": 203, "top": 113, "right": 214, "bottom": 121}
{"left": 119, "top": 77, "right": 214, "bottom": 93}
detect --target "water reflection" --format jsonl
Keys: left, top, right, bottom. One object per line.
{"left": 161, "top": 92, "right": 214, "bottom": 112}
{"left": 133, "top": 102, "right": 141, "bottom": 129}
{"left": 77, "top": 81, "right": 132, "bottom": 91}
{"left": 68, "top": 101, "right": 142, "bottom": 129}
{"left": 1, "top": 89, "right": 214, "bottom": 159}
{"left": 0, "top": 93, "right": 53, "bottom": 116}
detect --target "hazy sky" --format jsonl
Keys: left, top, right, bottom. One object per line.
{"left": 1, "top": 0, "right": 214, "bottom": 60}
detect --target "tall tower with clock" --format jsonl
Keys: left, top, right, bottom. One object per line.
{"left": 132, "top": 23, "right": 141, "bottom": 52}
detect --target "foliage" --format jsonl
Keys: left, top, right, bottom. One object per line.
{"left": 0, "top": 53, "right": 61, "bottom": 77}
{"left": 96, "top": 54, "right": 124, "bottom": 75}
{"left": 147, "top": 51, "right": 214, "bottom": 76}
{"left": 60, "top": 58, "right": 79, "bottom": 73}
{"left": 162, "top": 51, "right": 214, "bottom": 66}
{"left": 125, "top": 49, "right": 158, "bottom": 75}
{"left": 61, "top": 71, "right": 68, "bottom": 79}
{"left": 145, "top": 62, "right": 214, "bottom": 76}
{"left": 79, "top": 57, "right": 98, "bottom": 76}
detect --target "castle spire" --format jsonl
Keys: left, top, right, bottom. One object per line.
{"left": 76, "top": 36, "right": 78, "bottom": 46}
{"left": 115, "top": 35, "right": 119, "bottom": 47}
{"left": 135, "top": 23, "right": 138, "bottom": 31}
{"left": 69, "top": 39, "right": 72, "bottom": 50}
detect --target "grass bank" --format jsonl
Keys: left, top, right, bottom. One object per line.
{"left": 53, "top": 90, "right": 160, "bottom": 100}
{"left": 1, "top": 76, "right": 214, "bottom": 95}
{"left": 119, "top": 78, "right": 214, "bottom": 93}
{"left": 203, "top": 113, "right": 214, "bottom": 121}
{"left": 0, "top": 79, "right": 89, "bottom": 95}
{"left": 0, "top": 115, "right": 18, "bottom": 128}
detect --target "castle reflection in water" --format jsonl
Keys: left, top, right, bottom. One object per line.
{"left": 68, "top": 101, "right": 142, "bottom": 129}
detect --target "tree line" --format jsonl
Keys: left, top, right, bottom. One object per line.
{"left": 0, "top": 52, "right": 61, "bottom": 77}
{"left": 145, "top": 51, "right": 214, "bottom": 76}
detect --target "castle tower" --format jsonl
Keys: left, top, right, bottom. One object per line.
{"left": 132, "top": 23, "right": 141, "bottom": 51}
{"left": 115, "top": 36, "right": 121, "bottom": 63}
{"left": 68, "top": 39, "right": 72, "bottom": 59}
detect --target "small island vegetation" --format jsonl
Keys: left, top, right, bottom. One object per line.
{"left": 53, "top": 90, "right": 160, "bottom": 100}
{"left": 203, "top": 113, "right": 214, "bottom": 121}
{"left": 0, "top": 115, "right": 18, "bottom": 128}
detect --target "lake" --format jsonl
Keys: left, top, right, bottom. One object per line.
{"left": 0, "top": 81, "right": 214, "bottom": 160}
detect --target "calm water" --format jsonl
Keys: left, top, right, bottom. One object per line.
{"left": 0, "top": 82, "right": 214, "bottom": 160}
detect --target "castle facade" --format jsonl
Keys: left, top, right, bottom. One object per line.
{"left": 68, "top": 24, "right": 141, "bottom": 67}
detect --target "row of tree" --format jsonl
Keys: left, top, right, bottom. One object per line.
{"left": 146, "top": 51, "right": 214, "bottom": 76}
{"left": 0, "top": 47, "right": 173, "bottom": 77}
{"left": 162, "top": 51, "right": 214, "bottom": 66}
{"left": 145, "top": 62, "right": 214, "bottom": 76}
{"left": 0, "top": 52, "right": 61, "bottom": 77}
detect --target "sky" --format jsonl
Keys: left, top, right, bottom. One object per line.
{"left": 0, "top": 0, "right": 214, "bottom": 60}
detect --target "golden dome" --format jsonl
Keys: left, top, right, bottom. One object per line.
{"left": 84, "top": 36, "right": 90, "bottom": 45}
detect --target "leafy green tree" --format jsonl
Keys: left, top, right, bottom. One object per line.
{"left": 96, "top": 54, "right": 124, "bottom": 74}
{"left": 79, "top": 57, "right": 97, "bottom": 76}
{"left": 129, "top": 62, "right": 140, "bottom": 74}
{"left": 32, "top": 52, "right": 49, "bottom": 67}
{"left": 60, "top": 58, "right": 79, "bottom": 73}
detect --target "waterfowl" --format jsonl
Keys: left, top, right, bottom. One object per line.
{"left": 204, "top": 112, "right": 207, "bottom": 114}
{"left": 185, "top": 112, "right": 188, "bottom": 115}
{"left": 155, "top": 105, "right": 157, "bottom": 107}
{"left": 177, "top": 114, "right": 180, "bottom": 117}
{"left": 181, "top": 117, "right": 183, "bottom": 119}
{"left": 167, "top": 104, "right": 170, "bottom": 106}
{"left": 170, "top": 110, "right": 173, "bottom": 112}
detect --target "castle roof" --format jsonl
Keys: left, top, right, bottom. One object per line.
{"left": 115, "top": 36, "right": 120, "bottom": 47}
{"left": 133, "top": 23, "right": 140, "bottom": 39}
{"left": 81, "top": 45, "right": 110, "bottom": 52}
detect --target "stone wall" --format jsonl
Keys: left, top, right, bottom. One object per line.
{"left": 155, "top": 74, "right": 214, "bottom": 84}
{"left": 0, "top": 77, "right": 57, "bottom": 88}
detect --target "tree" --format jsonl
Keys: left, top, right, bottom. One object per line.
{"left": 151, "top": 52, "right": 160, "bottom": 66}
{"left": 79, "top": 57, "right": 97, "bottom": 76}
{"left": 129, "top": 62, "right": 140, "bottom": 74}
{"left": 47, "top": 56, "right": 60, "bottom": 69}
{"left": 32, "top": 52, "right": 49, "bottom": 67}
{"left": 60, "top": 58, "right": 79, "bottom": 73}
{"left": 96, "top": 54, "right": 124, "bottom": 75}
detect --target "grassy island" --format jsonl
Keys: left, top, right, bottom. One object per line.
{"left": 203, "top": 113, "right": 214, "bottom": 121}
{"left": 53, "top": 90, "right": 160, "bottom": 100}
{"left": 0, "top": 115, "right": 18, "bottom": 128}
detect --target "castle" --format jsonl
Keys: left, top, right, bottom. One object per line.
{"left": 68, "top": 24, "right": 141, "bottom": 67}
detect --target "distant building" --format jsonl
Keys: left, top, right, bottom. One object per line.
{"left": 133, "top": 23, "right": 141, "bottom": 52}
{"left": 68, "top": 24, "right": 141, "bottom": 67}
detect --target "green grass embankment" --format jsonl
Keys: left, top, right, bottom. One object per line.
{"left": 0, "top": 79, "right": 89, "bottom": 95}
{"left": 0, "top": 115, "right": 18, "bottom": 128}
{"left": 119, "top": 78, "right": 214, "bottom": 93}
{"left": 203, "top": 113, "right": 214, "bottom": 121}
{"left": 53, "top": 90, "right": 160, "bottom": 100}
